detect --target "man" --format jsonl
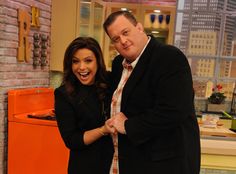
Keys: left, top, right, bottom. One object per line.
{"left": 104, "top": 11, "right": 200, "bottom": 174}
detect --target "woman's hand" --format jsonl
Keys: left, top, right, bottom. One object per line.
{"left": 102, "top": 119, "right": 116, "bottom": 134}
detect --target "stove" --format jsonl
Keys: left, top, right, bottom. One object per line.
{"left": 8, "top": 87, "right": 69, "bottom": 174}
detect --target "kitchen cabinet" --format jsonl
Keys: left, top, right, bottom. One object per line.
{"left": 51, "top": 0, "right": 78, "bottom": 71}
{"left": 140, "top": 5, "right": 176, "bottom": 45}
{"left": 50, "top": 0, "right": 105, "bottom": 71}
{"left": 79, "top": 1, "right": 105, "bottom": 45}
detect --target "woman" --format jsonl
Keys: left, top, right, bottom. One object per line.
{"left": 54, "top": 37, "right": 114, "bottom": 174}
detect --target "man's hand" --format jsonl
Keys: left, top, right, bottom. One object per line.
{"left": 104, "top": 119, "right": 116, "bottom": 134}
{"left": 110, "top": 112, "right": 128, "bottom": 134}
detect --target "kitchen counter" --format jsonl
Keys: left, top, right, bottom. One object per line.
{"left": 200, "top": 124, "right": 236, "bottom": 171}
{"left": 201, "top": 138, "right": 236, "bottom": 170}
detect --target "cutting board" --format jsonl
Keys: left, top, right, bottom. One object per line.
{"left": 200, "top": 126, "right": 236, "bottom": 138}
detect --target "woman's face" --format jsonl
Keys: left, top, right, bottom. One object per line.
{"left": 72, "top": 48, "right": 98, "bottom": 85}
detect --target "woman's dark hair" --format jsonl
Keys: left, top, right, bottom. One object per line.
{"left": 62, "top": 37, "right": 107, "bottom": 100}
{"left": 103, "top": 10, "right": 138, "bottom": 35}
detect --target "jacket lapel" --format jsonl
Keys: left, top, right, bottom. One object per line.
{"left": 121, "top": 37, "right": 157, "bottom": 111}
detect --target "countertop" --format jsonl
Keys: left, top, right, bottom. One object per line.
{"left": 198, "top": 113, "right": 236, "bottom": 170}
{"left": 200, "top": 125, "right": 236, "bottom": 156}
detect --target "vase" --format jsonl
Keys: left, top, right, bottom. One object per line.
{"left": 166, "top": 15, "right": 170, "bottom": 25}
{"left": 149, "top": 14, "right": 156, "bottom": 28}
{"left": 158, "top": 14, "right": 164, "bottom": 24}
{"left": 207, "top": 103, "right": 227, "bottom": 112}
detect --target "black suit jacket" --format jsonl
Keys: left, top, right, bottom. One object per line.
{"left": 111, "top": 36, "right": 201, "bottom": 174}
{"left": 54, "top": 84, "right": 113, "bottom": 174}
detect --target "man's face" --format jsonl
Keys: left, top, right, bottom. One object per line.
{"left": 107, "top": 15, "right": 146, "bottom": 62}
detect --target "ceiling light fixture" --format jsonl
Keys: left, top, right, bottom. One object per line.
{"left": 121, "top": 8, "right": 128, "bottom": 11}
{"left": 154, "top": 9, "right": 161, "bottom": 13}
{"left": 151, "top": 31, "right": 159, "bottom": 34}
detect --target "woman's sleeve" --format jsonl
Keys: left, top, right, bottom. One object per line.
{"left": 54, "top": 88, "right": 87, "bottom": 150}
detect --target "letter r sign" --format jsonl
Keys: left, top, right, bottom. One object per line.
{"left": 17, "top": 9, "right": 31, "bottom": 62}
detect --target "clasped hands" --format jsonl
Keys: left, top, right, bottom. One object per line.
{"left": 104, "top": 112, "right": 127, "bottom": 135}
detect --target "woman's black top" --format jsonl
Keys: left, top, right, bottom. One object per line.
{"left": 54, "top": 84, "right": 113, "bottom": 174}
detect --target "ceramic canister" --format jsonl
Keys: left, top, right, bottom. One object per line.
{"left": 231, "top": 116, "right": 236, "bottom": 130}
